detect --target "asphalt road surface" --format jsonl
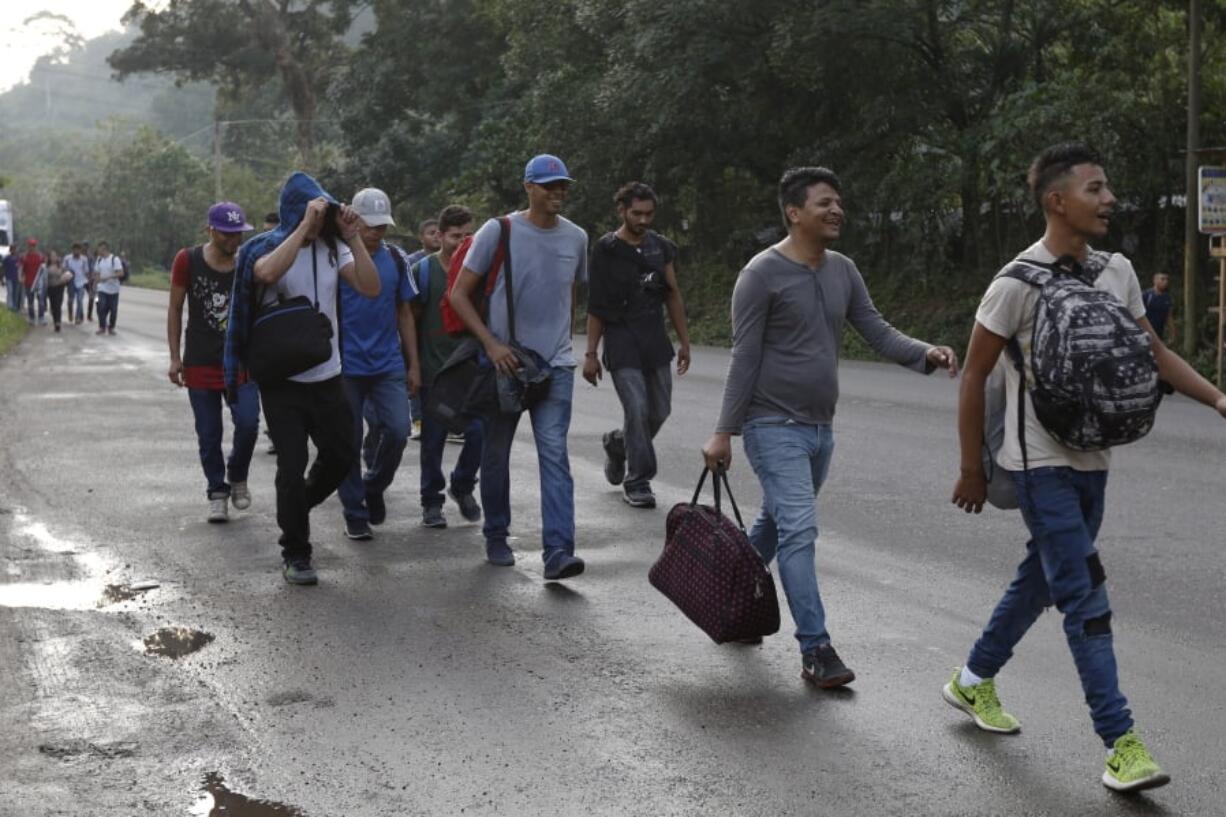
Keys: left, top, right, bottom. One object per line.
{"left": 1, "top": 287, "right": 1223, "bottom": 816}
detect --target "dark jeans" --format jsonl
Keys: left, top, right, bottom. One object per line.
{"left": 607, "top": 364, "right": 672, "bottom": 492}
{"left": 480, "top": 366, "right": 575, "bottom": 557}
{"left": 25, "top": 285, "right": 45, "bottom": 322}
{"left": 966, "top": 467, "right": 1132, "bottom": 746}
{"left": 188, "top": 383, "right": 260, "bottom": 498}
{"left": 47, "top": 285, "right": 65, "bottom": 327}
{"left": 337, "top": 372, "right": 411, "bottom": 524}
{"left": 96, "top": 291, "right": 119, "bottom": 329}
{"left": 419, "top": 385, "right": 483, "bottom": 509}
{"left": 67, "top": 284, "right": 85, "bottom": 321}
{"left": 260, "top": 376, "right": 355, "bottom": 561}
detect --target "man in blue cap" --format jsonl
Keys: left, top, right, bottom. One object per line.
{"left": 448, "top": 153, "right": 589, "bottom": 580}
{"left": 168, "top": 201, "right": 260, "bottom": 523}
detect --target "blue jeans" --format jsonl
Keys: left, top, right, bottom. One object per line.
{"left": 480, "top": 366, "right": 575, "bottom": 558}
{"left": 967, "top": 467, "right": 1131, "bottom": 746}
{"left": 419, "top": 385, "right": 483, "bottom": 509}
{"left": 67, "top": 284, "right": 85, "bottom": 321}
{"left": 337, "top": 372, "right": 411, "bottom": 523}
{"left": 742, "top": 418, "right": 835, "bottom": 654}
{"left": 96, "top": 290, "right": 119, "bottom": 329}
{"left": 25, "top": 284, "right": 45, "bottom": 322}
{"left": 6, "top": 278, "right": 23, "bottom": 312}
{"left": 188, "top": 383, "right": 260, "bottom": 498}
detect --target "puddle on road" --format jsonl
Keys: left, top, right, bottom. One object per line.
{"left": 141, "top": 627, "right": 213, "bottom": 659}
{"left": 190, "top": 773, "right": 305, "bottom": 816}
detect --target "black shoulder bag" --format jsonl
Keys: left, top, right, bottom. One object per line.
{"left": 496, "top": 228, "right": 552, "bottom": 414}
{"left": 247, "top": 245, "right": 334, "bottom": 383}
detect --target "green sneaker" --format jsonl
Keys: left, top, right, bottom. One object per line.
{"left": 1103, "top": 731, "right": 1170, "bottom": 793}
{"left": 942, "top": 668, "right": 1021, "bottom": 734}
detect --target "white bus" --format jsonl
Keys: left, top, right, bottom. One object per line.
{"left": 0, "top": 199, "right": 13, "bottom": 256}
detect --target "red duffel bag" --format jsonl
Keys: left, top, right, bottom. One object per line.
{"left": 649, "top": 468, "right": 780, "bottom": 643}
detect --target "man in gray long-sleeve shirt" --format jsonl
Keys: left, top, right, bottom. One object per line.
{"left": 702, "top": 166, "right": 958, "bottom": 689}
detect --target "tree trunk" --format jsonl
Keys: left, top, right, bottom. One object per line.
{"left": 241, "top": 0, "right": 318, "bottom": 163}
{"left": 960, "top": 150, "right": 981, "bottom": 271}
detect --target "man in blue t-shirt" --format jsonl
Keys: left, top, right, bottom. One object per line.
{"left": 449, "top": 154, "right": 589, "bottom": 580}
{"left": 335, "top": 187, "right": 421, "bottom": 540}
{"left": 1142, "top": 271, "right": 1175, "bottom": 343}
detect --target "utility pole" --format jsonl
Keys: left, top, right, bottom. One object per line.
{"left": 1184, "top": 0, "right": 1203, "bottom": 359}
{"left": 212, "top": 119, "right": 223, "bottom": 201}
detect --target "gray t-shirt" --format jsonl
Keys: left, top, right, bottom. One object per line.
{"left": 715, "top": 247, "right": 932, "bottom": 433}
{"left": 464, "top": 212, "right": 588, "bottom": 368}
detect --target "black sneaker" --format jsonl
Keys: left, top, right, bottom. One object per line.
{"left": 283, "top": 559, "right": 318, "bottom": 585}
{"left": 366, "top": 491, "right": 386, "bottom": 526}
{"left": 602, "top": 431, "right": 626, "bottom": 486}
{"left": 345, "top": 519, "right": 373, "bottom": 540}
{"left": 422, "top": 505, "right": 447, "bottom": 529}
{"left": 448, "top": 486, "right": 482, "bottom": 522}
{"left": 802, "top": 643, "right": 856, "bottom": 689}
{"left": 622, "top": 486, "right": 656, "bottom": 509}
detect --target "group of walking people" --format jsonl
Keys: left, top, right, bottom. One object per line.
{"left": 3, "top": 238, "right": 127, "bottom": 333}
{"left": 164, "top": 145, "right": 1226, "bottom": 796}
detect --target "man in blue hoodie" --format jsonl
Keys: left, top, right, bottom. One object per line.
{"left": 224, "top": 172, "right": 381, "bottom": 585}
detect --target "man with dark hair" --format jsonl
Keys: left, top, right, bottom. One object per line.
{"left": 2, "top": 247, "right": 19, "bottom": 312}
{"left": 1142, "top": 272, "right": 1175, "bottom": 343}
{"left": 263, "top": 212, "right": 280, "bottom": 231}
{"left": 449, "top": 153, "right": 588, "bottom": 580}
{"left": 64, "top": 242, "right": 89, "bottom": 324}
{"left": 82, "top": 240, "right": 97, "bottom": 322}
{"left": 584, "top": 181, "right": 691, "bottom": 508}
{"left": 951, "top": 142, "right": 1226, "bottom": 792}
{"left": 412, "top": 204, "right": 484, "bottom": 528}
{"left": 93, "top": 241, "right": 123, "bottom": 335}
{"left": 702, "top": 166, "right": 958, "bottom": 688}
{"left": 334, "top": 187, "right": 421, "bottom": 540}
{"left": 168, "top": 202, "right": 260, "bottom": 523}
{"left": 406, "top": 218, "right": 441, "bottom": 267}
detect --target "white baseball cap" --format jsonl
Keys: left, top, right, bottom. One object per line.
{"left": 352, "top": 187, "right": 396, "bottom": 227}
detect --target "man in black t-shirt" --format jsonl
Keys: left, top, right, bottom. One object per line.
{"left": 583, "top": 182, "right": 692, "bottom": 508}
{"left": 1142, "top": 271, "right": 1175, "bottom": 343}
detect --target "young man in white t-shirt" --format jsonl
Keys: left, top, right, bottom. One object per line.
{"left": 93, "top": 241, "right": 124, "bottom": 335}
{"left": 950, "top": 143, "right": 1226, "bottom": 792}
{"left": 252, "top": 192, "right": 381, "bottom": 585}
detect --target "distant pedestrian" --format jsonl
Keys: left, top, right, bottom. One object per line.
{"left": 93, "top": 241, "right": 123, "bottom": 335}
{"left": 224, "top": 172, "right": 381, "bottom": 586}
{"left": 950, "top": 142, "right": 1226, "bottom": 792}
{"left": 82, "top": 241, "right": 97, "bottom": 321}
{"left": 168, "top": 202, "right": 260, "bottom": 523}
{"left": 412, "top": 204, "right": 484, "bottom": 529}
{"left": 20, "top": 236, "right": 43, "bottom": 318}
{"left": 449, "top": 154, "right": 588, "bottom": 580}
{"left": 1142, "top": 272, "right": 1175, "bottom": 344}
{"left": 335, "top": 187, "right": 421, "bottom": 540}
{"left": 45, "top": 250, "right": 70, "bottom": 332}
{"left": 702, "top": 166, "right": 958, "bottom": 688}
{"left": 2, "top": 249, "right": 18, "bottom": 312}
{"left": 584, "top": 182, "right": 692, "bottom": 509}
{"left": 64, "top": 243, "right": 90, "bottom": 325}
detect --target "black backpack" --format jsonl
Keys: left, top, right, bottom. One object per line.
{"left": 1000, "top": 251, "right": 1161, "bottom": 462}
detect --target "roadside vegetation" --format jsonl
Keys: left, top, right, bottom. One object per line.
{"left": 0, "top": 309, "right": 28, "bottom": 357}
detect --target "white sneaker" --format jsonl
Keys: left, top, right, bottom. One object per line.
{"left": 207, "top": 495, "right": 229, "bottom": 523}
{"left": 230, "top": 482, "right": 251, "bottom": 510}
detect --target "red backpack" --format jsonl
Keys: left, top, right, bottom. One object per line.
{"left": 440, "top": 216, "right": 509, "bottom": 336}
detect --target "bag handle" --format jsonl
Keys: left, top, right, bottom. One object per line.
{"left": 689, "top": 467, "right": 746, "bottom": 532}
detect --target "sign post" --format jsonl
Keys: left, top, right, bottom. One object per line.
{"left": 1197, "top": 167, "right": 1226, "bottom": 387}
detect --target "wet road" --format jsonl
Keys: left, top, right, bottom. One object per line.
{"left": 1, "top": 287, "right": 1223, "bottom": 816}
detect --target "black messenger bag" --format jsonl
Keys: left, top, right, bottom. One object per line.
{"left": 247, "top": 248, "right": 333, "bottom": 382}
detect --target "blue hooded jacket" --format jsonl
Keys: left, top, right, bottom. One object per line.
{"left": 223, "top": 171, "right": 338, "bottom": 400}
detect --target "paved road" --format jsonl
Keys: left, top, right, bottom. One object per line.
{"left": 1, "top": 286, "right": 1222, "bottom": 816}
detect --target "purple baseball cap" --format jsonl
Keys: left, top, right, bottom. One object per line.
{"left": 208, "top": 201, "right": 253, "bottom": 233}
{"left": 523, "top": 154, "right": 574, "bottom": 184}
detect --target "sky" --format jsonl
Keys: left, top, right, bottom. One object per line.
{"left": 0, "top": 1, "right": 133, "bottom": 92}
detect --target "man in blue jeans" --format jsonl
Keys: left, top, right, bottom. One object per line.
{"left": 449, "top": 154, "right": 588, "bottom": 580}
{"left": 336, "top": 187, "right": 421, "bottom": 540}
{"left": 412, "top": 205, "right": 483, "bottom": 528}
{"left": 952, "top": 143, "right": 1226, "bottom": 792}
{"left": 168, "top": 202, "right": 260, "bottom": 522}
{"left": 702, "top": 166, "right": 958, "bottom": 687}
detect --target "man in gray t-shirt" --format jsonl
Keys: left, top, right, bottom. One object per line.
{"left": 702, "top": 166, "right": 957, "bottom": 688}
{"left": 450, "top": 154, "right": 588, "bottom": 581}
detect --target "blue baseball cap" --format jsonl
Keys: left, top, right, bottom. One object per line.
{"left": 208, "top": 201, "right": 253, "bottom": 233}
{"left": 524, "top": 154, "right": 574, "bottom": 184}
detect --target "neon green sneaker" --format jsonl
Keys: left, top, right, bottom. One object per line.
{"left": 942, "top": 668, "right": 1021, "bottom": 734}
{"left": 1103, "top": 731, "right": 1170, "bottom": 793}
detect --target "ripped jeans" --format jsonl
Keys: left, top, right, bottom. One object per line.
{"left": 966, "top": 467, "right": 1133, "bottom": 746}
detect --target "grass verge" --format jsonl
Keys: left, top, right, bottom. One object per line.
{"left": 0, "top": 307, "right": 29, "bottom": 356}
{"left": 126, "top": 267, "right": 171, "bottom": 291}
